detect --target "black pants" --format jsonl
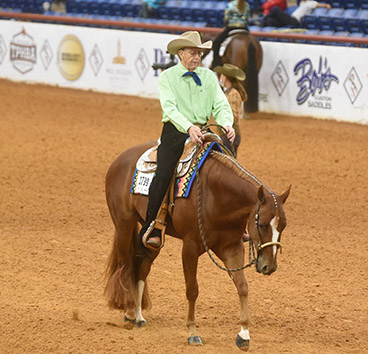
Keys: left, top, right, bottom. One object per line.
{"left": 140, "top": 122, "right": 188, "bottom": 236}
{"left": 262, "top": 7, "right": 299, "bottom": 27}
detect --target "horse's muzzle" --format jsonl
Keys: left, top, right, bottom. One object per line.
{"left": 256, "top": 257, "right": 278, "bottom": 275}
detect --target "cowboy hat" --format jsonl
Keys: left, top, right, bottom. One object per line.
{"left": 214, "top": 63, "right": 246, "bottom": 81}
{"left": 167, "top": 31, "right": 212, "bottom": 55}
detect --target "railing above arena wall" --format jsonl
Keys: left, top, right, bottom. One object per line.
{"left": 1, "top": 10, "right": 368, "bottom": 47}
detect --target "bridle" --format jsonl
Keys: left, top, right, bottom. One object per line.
{"left": 254, "top": 193, "right": 283, "bottom": 254}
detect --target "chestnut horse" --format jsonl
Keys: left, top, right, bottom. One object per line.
{"left": 104, "top": 140, "right": 290, "bottom": 351}
{"left": 203, "top": 31, "right": 263, "bottom": 113}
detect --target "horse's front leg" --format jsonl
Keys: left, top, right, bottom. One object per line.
{"left": 223, "top": 243, "right": 250, "bottom": 352}
{"left": 182, "top": 240, "right": 202, "bottom": 346}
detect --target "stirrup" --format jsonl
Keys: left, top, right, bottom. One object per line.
{"left": 141, "top": 220, "right": 166, "bottom": 251}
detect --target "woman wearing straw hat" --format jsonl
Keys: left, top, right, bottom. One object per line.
{"left": 139, "top": 31, "right": 235, "bottom": 250}
{"left": 214, "top": 63, "right": 247, "bottom": 157}
{"left": 215, "top": 63, "right": 250, "bottom": 242}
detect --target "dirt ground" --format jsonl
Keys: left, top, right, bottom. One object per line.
{"left": 1, "top": 79, "right": 367, "bottom": 354}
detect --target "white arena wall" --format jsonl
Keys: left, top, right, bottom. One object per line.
{"left": 0, "top": 20, "right": 367, "bottom": 125}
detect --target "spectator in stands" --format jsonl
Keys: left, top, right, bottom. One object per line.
{"left": 139, "top": 0, "right": 165, "bottom": 18}
{"left": 139, "top": 31, "right": 235, "bottom": 249}
{"left": 214, "top": 63, "right": 247, "bottom": 156}
{"left": 262, "top": 0, "right": 287, "bottom": 15}
{"left": 211, "top": 0, "right": 251, "bottom": 69}
{"left": 262, "top": 0, "right": 331, "bottom": 28}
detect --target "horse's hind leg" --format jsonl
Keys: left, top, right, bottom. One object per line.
{"left": 112, "top": 230, "right": 159, "bottom": 329}
{"left": 223, "top": 245, "right": 250, "bottom": 352}
{"left": 134, "top": 248, "right": 160, "bottom": 327}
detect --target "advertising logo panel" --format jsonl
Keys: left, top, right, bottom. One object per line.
{"left": 0, "top": 35, "right": 7, "bottom": 64}
{"left": 10, "top": 28, "right": 37, "bottom": 74}
{"left": 106, "top": 39, "right": 132, "bottom": 89}
{"left": 113, "top": 40, "right": 125, "bottom": 64}
{"left": 40, "top": 39, "right": 53, "bottom": 70}
{"left": 89, "top": 44, "right": 103, "bottom": 76}
{"left": 294, "top": 56, "right": 338, "bottom": 109}
{"left": 272, "top": 61, "right": 289, "bottom": 96}
{"left": 344, "top": 67, "right": 362, "bottom": 104}
{"left": 135, "top": 48, "right": 150, "bottom": 81}
{"left": 58, "top": 34, "right": 85, "bottom": 81}
{"left": 294, "top": 56, "right": 339, "bottom": 109}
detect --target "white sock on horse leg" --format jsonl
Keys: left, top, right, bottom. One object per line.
{"left": 136, "top": 280, "right": 145, "bottom": 322}
{"left": 238, "top": 327, "right": 250, "bottom": 340}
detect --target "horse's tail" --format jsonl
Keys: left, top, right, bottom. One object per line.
{"left": 244, "top": 41, "right": 259, "bottom": 113}
{"left": 104, "top": 218, "right": 151, "bottom": 312}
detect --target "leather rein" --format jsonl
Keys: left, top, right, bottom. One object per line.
{"left": 194, "top": 126, "right": 282, "bottom": 272}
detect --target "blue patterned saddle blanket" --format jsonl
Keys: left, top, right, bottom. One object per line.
{"left": 131, "top": 140, "right": 225, "bottom": 198}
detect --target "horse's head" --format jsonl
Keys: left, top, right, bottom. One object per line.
{"left": 248, "top": 185, "right": 291, "bottom": 275}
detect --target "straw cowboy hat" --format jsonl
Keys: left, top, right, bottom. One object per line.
{"left": 167, "top": 31, "right": 212, "bottom": 55}
{"left": 214, "top": 63, "right": 246, "bottom": 81}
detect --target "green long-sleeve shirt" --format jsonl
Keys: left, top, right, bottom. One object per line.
{"left": 158, "top": 62, "right": 233, "bottom": 134}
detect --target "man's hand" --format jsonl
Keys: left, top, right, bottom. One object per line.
{"left": 188, "top": 125, "right": 204, "bottom": 144}
{"left": 224, "top": 126, "right": 235, "bottom": 143}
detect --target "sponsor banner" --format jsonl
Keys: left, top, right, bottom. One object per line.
{"left": 0, "top": 20, "right": 177, "bottom": 97}
{"left": 259, "top": 41, "right": 368, "bottom": 124}
{"left": 0, "top": 20, "right": 367, "bottom": 124}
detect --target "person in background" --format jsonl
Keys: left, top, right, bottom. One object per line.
{"left": 139, "top": 31, "right": 235, "bottom": 250}
{"left": 214, "top": 63, "right": 250, "bottom": 242}
{"left": 262, "top": 0, "right": 331, "bottom": 28}
{"left": 262, "top": 0, "right": 287, "bottom": 15}
{"left": 139, "top": 0, "right": 165, "bottom": 18}
{"left": 211, "top": 0, "right": 251, "bottom": 69}
{"left": 214, "top": 63, "right": 250, "bottom": 243}
{"left": 214, "top": 63, "right": 247, "bottom": 157}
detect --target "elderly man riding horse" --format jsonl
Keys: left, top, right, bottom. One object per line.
{"left": 138, "top": 31, "right": 235, "bottom": 250}
{"left": 105, "top": 30, "right": 291, "bottom": 351}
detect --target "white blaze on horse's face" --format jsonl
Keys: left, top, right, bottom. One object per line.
{"left": 270, "top": 216, "right": 280, "bottom": 257}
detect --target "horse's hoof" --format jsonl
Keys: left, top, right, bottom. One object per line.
{"left": 136, "top": 319, "right": 146, "bottom": 328}
{"left": 188, "top": 336, "right": 203, "bottom": 346}
{"left": 123, "top": 315, "right": 136, "bottom": 330}
{"left": 235, "top": 334, "right": 250, "bottom": 351}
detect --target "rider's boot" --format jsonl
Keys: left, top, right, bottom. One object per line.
{"left": 146, "top": 228, "right": 162, "bottom": 248}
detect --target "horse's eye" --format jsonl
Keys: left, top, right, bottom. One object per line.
{"left": 259, "top": 223, "right": 268, "bottom": 231}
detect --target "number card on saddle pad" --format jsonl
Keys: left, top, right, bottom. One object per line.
{"left": 130, "top": 141, "right": 225, "bottom": 198}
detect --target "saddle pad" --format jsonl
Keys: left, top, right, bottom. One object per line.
{"left": 130, "top": 142, "right": 224, "bottom": 198}
{"left": 220, "top": 38, "right": 232, "bottom": 57}
{"left": 220, "top": 30, "right": 249, "bottom": 56}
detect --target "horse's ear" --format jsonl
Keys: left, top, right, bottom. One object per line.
{"left": 280, "top": 185, "right": 292, "bottom": 204}
{"left": 258, "top": 185, "right": 265, "bottom": 204}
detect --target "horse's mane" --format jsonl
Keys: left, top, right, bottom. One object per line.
{"left": 210, "top": 151, "right": 273, "bottom": 193}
